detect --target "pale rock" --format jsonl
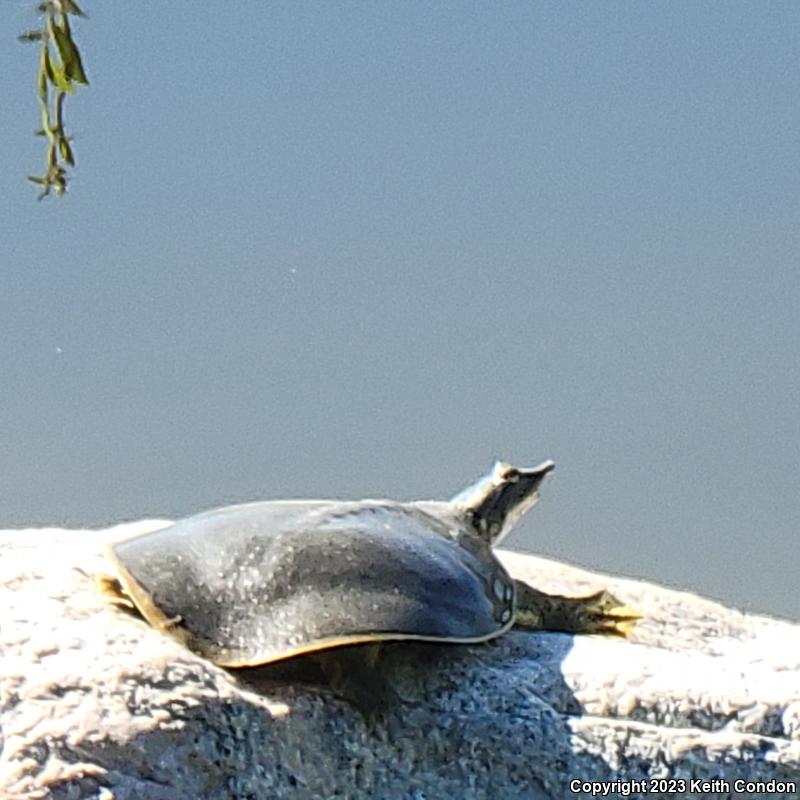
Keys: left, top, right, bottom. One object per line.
{"left": 1, "top": 523, "right": 798, "bottom": 799}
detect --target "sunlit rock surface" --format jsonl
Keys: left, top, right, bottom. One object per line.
{"left": 1, "top": 522, "right": 798, "bottom": 799}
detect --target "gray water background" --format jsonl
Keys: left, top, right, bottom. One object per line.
{"left": 1, "top": 3, "right": 797, "bottom": 619}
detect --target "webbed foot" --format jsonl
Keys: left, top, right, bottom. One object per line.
{"left": 96, "top": 573, "right": 137, "bottom": 612}
{"left": 514, "top": 580, "right": 641, "bottom": 637}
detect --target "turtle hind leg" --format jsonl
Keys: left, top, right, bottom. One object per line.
{"left": 96, "top": 573, "right": 139, "bottom": 616}
{"left": 513, "top": 579, "right": 641, "bottom": 637}
{"left": 314, "top": 643, "right": 403, "bottom": 723}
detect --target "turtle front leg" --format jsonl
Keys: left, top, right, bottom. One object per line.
{"left": 314, "top": 643, "right": 403, "bottom": 722}
{"left": 513, "top": 579, "right": 641, "bottom": 637}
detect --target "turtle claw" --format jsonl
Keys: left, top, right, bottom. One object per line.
{"left": 585, "top": 593, "right": 642, "bottom": 637}
{"left": 514, "top": 581, "right": 642, "bottom": 637}
{"left": 96, "top": 573, "right": 136, "bottom": 611}
{"left": 558, "top": 589, "right": 642, "bottom": 637}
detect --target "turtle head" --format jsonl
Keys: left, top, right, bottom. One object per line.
{"left": 452, "top": 460, "right": 555, "bottom": 544}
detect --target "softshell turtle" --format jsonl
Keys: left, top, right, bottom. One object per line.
{"left": 100, "top": 461, "right": 639, "bottom": 708}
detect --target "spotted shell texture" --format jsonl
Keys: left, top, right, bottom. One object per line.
{"left": 108, "top": 499, "right": 515, "bottom": 666}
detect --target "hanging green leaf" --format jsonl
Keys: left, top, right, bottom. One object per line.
{"left": 52, "top": 20, "right": 88, "bottom": 85}
{"left": 58, "top": 136, "right": 75, "bottom": 166}
{"left": 49, "top": 60, "right": 75, "bottom": 93}
{"left": 38, "top": 48, "right": 49, "bottom": 102}
{"left": 23, "top": 1, "right": 92, "bottom": 199}
{"left": 18, "top": 30, "right": 44, "bottom": 43}
{"left": 53, "top": 169, "right": 67, "bottom": 197}
{"left": 62, "top": 0, "right": 87, "bottom": 17}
